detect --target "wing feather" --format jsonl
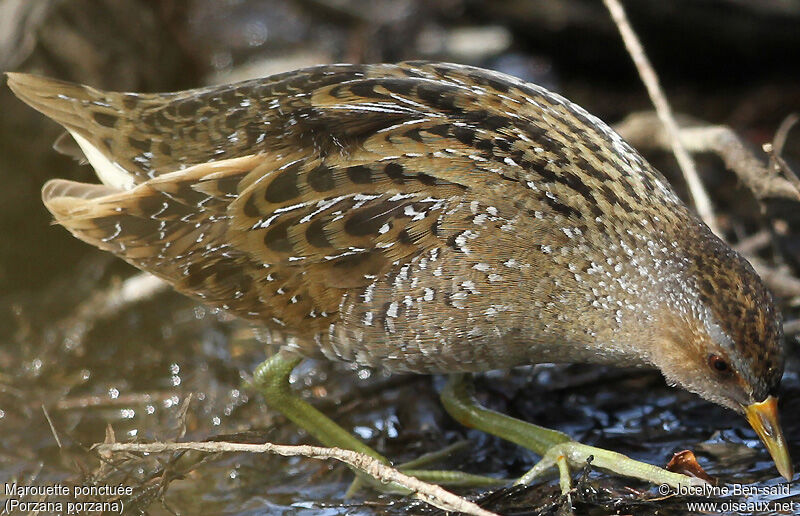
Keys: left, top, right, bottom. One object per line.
{"left": 18, "top": 61, "right": 577, "bottom": 337}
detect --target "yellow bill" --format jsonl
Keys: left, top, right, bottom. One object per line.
{"left": 744, "top": 396, "right": 793, "bottom": 481}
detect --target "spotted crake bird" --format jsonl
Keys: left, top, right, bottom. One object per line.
{"left": 7, "top": 62, "right": 792, "bottom": 492}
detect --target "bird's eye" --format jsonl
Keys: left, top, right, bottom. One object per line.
{"left": 708, "top": 354, "right": 731, "bottom": 374}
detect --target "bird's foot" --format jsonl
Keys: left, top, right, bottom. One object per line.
{"left": 516, "top": 440, "right": 702, "bottom": 494}
{"left": 441, "top": 373, "right": 703, "bottom": 495}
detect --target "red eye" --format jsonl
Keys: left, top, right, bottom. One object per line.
{"left": 708, "top": 354, "right": 731, "bottom": 374}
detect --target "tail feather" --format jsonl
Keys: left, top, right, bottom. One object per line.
{"left": 8, "top": 72, "right": 141, "bottom": 189}
{"left": 42, "top": 179, "right": 119, "bottom": 204}
{"left": 6, "top": 73, "right": 101, "bottom": 133}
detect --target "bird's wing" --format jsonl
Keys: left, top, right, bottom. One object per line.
{"left": 14, "top": 62, "right": 675, "bottom": 335}
{"left": 23, "top": 63, "right": 537, "bottom": 333}
{"left": 7, "top": 64, "right": 453, "bottom": 183}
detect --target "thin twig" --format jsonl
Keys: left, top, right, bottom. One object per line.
{"left": 767, "top": 113, "right": 800, "bottom": 190}
{"left": 57, "top": 272, "right": 168, "bottom": 350}
{"left": 732, "top": 230, "right": 772, "bottom": 255}
{"left": 53, "top": 391, "right": 176, "bottom": 411}
{"left": 603, "top": 0, "right": 719, "bottom": 235}
{"left": 749, "top": 258, "right": 800, "bottom": 298}
{"left": 93, "top": 441, "right": 498, "bottom": 516}
{"left": 772, "top": 113, "right": 799, "bottom": 161}
{"left": 614, "top": 112, "right": 800, "bottom": 202}
{"left": 77, "top": 272, "right": 167, "bottom": 320}
{"left": 781, "top": 319, "right": 800, "bottom": 336}
{"left": 42, "top": 404, "right": 63, "bottom": 449}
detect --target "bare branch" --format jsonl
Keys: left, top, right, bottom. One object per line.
{"left": 732, "top": 230, "right": 772, "bottom": 255}
{"left": 781, "top": 319, "right": 800, "bottom": 336}
{"left": 57, "top": 272, "right": 168, "bottom": 350}
{"left": 81, "top": 272, "right": 168, "bottom": 319}
{"left": 614, "top": 112, "right": 800, "bottom": 202}
{"left": 41, "top": 404, "right": 63, "bottom": 449}
{"left": 772, "top": 113, "right": 799, "bottom": 159}
{"left": 94, "top": 441, "right": 499, "bottom": 516}
{"left": 749, "top": 259, "right": 800, "bottom": 298}
{"left": 767, "top": 113, "right": 800, "bottom": 191}
{"left": 603, "top": 0, "right": 719, "bottom": 235}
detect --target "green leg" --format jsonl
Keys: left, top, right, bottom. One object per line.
{"left": 251, "top": 351, "right": 505, "bottom": 493}
{"left": 253, "top": 351, "right": 385, "bottom": 461}
{"left": 441, "top": 374, "right": 699, "bottom": 492}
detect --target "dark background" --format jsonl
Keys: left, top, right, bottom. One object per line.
{"left": 1, "top": 1, "right": 799, "bottom": 514}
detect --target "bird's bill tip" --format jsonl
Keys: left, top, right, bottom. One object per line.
{"left": 744, "top": 396, "right": 794, "bottom": 481}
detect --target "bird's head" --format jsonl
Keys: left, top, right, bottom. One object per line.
{"left": 649, "top": 235, "right": 792, "bottom": 480}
